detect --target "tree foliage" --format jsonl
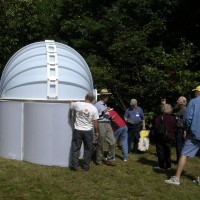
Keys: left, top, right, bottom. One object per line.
{"left": 0, "top": 0, "right": 200, "bottom": 121}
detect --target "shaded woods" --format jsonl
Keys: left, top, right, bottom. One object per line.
{"left": 0, "top": 0, "right": 199, "bottom": 119}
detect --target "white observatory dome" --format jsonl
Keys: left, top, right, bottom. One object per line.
{"left": 0, "top": 40, "right": 93, "bottom": 100}
{"left": 0, "top": 41, "right": 95, "bottom": 167}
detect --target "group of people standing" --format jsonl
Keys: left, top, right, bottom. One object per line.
{"left": 69, "top": 88, "right": 145, "bottom": 170}
{"left": 95, "top": 89, "right": 146, "bottom": 165}
{"left": 165, "top": 85, "right": 200, "bottom": 185}
{"left": 153, "top": 85, "right": 200, "bottom": 186}
{"left": 154, "top": 96, "right": 187, "bottom": 170}
{"left": 69, "top": 85, "right": 200, "bottom": 186}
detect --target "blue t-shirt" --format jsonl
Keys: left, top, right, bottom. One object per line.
{"left": 184, "top": 96, "right": 200, "bottom": 140}
{"left": 124, "top": 106, "right": 144, "bottom": 125}
{"left": 95, "top": 100, "right": 110, "bottom": 122}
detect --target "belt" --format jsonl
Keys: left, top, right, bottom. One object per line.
{"left": 99, "top": 121, "right": 110, "bottom": 123}
{"left": 127, "top": 122, "right": 140, "bottom": 126}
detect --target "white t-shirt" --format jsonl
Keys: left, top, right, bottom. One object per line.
{"left": 71, "top": 102, "right": 99, "bottom": 131}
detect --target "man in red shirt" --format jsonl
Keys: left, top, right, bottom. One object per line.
{"left": 109, "top": 110, "right": 128, "bottom": 161}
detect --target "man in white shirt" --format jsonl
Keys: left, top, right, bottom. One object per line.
{"left": 70, "top": 92, "right": 99, "bottom": 171}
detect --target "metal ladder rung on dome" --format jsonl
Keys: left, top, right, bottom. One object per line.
{"left": 45, "top": 40, "right": 58, "bottom": 99}
{"left": 47, "top": 64, "right": 58, "bottom": 80}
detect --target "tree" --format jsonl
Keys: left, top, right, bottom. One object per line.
{"left": 0, "top": 0, "right": 199, "bottom": 119}
{"left": 0, "top": 0, "right": 63, "bottom": 72}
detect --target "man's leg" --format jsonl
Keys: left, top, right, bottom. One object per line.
{"left": 176, "top": 128, "right": 184, "bottom": 162}
{"left": 82, "top": 130, "right": 93, "bottom": 170}
{"left": 106, "top": 123, "right": 116, "bottom": 160}
{"left": 114, "top": 128, "right": 120, "bottom": 142}
{"left": 156, "top": 141, "right": 165, "bottom": 169}
{"left": 133, "top": 124, "right": 140, "bottom": 153}
{"left": 165, "top": 137, "right": 200, "bottom": 185}
{"left": 114, "top": 129, "right": 121, "bottom": 149}
{"left": 174, "top": 155, "right": 187, "bottom": 179}
{"left": 164, "top": 154, "right": 187, "bottom": 185}
{"left": 164, "top": 141, "right": 172, "bottom": 169}
{"left": 71, "top": 129, "right": 83, "bottom": 170}
{"left": 119, "top": 126, "right": 128, "bottom": 160}
{"left": 175, "top": 137, "right": 200, "bottom": 179}
{"left": 96, "top": 123, "right": 106, "bottom": 164}
{"left": 127, "top": 128, "right": 133, "bottom": 153}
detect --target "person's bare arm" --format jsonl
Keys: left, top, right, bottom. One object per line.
{"left": 103, "top": 107, "right": 112, "bottom": 113}
{"left": 183, "top": 130, "right": 187, "bottom": 138}
{"left": 111, "top": 115, "right": 116, "bottom": 120}
{"left": 142, "top": 119, "right": 146, "bottom": 130}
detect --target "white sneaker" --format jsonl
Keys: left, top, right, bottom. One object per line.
{"left": 123, "top": 159, "right": 128, "bottom": 162}
{"left": 165, "top": 176, "right": 180, "bottom": 185}
{"left": 105, "top": 157, "right": 115, "bottom": 161}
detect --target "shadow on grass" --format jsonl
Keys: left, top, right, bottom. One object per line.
{"left": 181, "top": 171, "right": 196, "bottom": 181}
{"left": 146, "top": 151, "right": 157, "bottom": 156}
{"left": 137, "top": 156, "right": 157, "bottom": 167}
{"left": 136, "top": 156, "right": 176, "bottom": 175}
{"left": 137, "top": 156, "right": 196, "bottom": 181}
{"left": 163, "top": 170, "right": 196, "bottom": 181}
{"left": 115, "top": 154, "right": 123, "bottom": 160}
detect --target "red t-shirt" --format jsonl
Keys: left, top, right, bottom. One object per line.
{"left": 109, "top": 110, "right": 126, "bottom": 131}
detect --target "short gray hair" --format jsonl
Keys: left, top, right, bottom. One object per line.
{"left": 130, "top": 99, "right": 137, "bottom": 106}
{"left": 85, "top": 92, "right": 95, "bottom": 102}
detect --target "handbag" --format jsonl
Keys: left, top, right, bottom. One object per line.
{"left": 138, "top": 137, "right": 149, "bottom": 151}
{"left": 139, "top": 130, "right": 150, "bottom": 138}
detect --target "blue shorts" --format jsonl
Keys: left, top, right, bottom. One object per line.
{"left": 181, "top": 137, "right": 200, "bottom": 157}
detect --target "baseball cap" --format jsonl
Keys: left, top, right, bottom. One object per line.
{"left": 192, "top": 86, "right": 200, "bottom": 92}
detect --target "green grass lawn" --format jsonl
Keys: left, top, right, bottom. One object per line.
{"left": 0, "top": 145, "right": 200, "bottom": 200}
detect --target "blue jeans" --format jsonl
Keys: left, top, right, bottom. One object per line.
{"left": 128, "top": 123, "right": 141, "bottom": 153}
{"left": 114, "top": 125, "right": 128, "bottom": 160}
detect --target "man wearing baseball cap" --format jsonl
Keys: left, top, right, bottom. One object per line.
{"left": 165, "top": 85, "right": 200, "bottom": 185}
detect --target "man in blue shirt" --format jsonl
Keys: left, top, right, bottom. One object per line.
{"left": 124, "top": 99, "right": 146, "bottom": 153}
{"left": 165, "top": 85, "right": 200, "bottom": 185}
{"left": 95, "top": 89, "right": 116, "bottom": 165}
